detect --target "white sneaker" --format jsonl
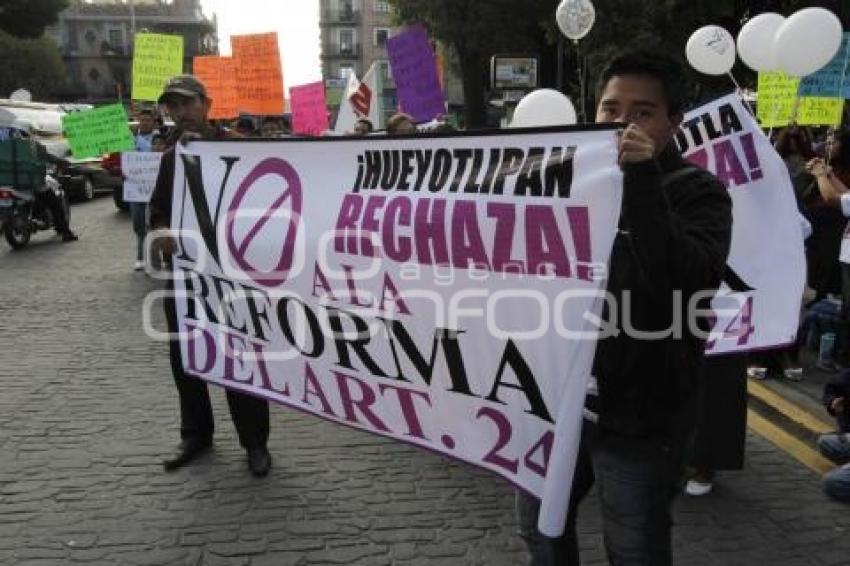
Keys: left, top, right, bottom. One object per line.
{"left": 685, "top": 479, "right": 713, "bottom": 496}
{"left": 133, "top": 260, "right": 145, "bottom": 271}
{"left": 747, "top": 366, "right": 768, "bottom": 380}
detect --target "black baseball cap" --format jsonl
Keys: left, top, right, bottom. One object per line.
{"left": 157, "top": 74, "right": 207, "bottom": 104}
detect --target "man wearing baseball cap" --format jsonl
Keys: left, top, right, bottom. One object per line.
{"left": 149, "top": 75, "right": 273, "bottom": 477}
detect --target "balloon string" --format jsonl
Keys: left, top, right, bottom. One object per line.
{"left": 727, "top": 72, "right": 755, "bottom": 117}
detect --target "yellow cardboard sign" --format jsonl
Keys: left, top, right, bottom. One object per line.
{"left": 757, "top": 71, "right": 844, "bottom": 127}
{"left": 132, "top": 33, "right": 184, "bottom": 102}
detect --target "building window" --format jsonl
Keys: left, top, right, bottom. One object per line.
{"left": 85, "top": 29, "right": 97, "bottom": 44}
{"left": 339, "top": 0, "right": 354, "bottom": 18}
{"left": 379, "top": 60, "right": 391, "bottom": 83}
{"left": 374, "top": 28, "right": 389, "bottom": 48}
{"left": 374, "top": 0, "right": 390, "bottom": 13}
{"left": 339, "top": 65, "right": 355, "bottom": 80}
{"left": 339, "top": 29, "right": 355, "bottom": 55}
{"left": 108, "top": 28, "right": 124, "bottom": 53}
{"left": 88, "top": 68, "right": 101, "bottom": 81}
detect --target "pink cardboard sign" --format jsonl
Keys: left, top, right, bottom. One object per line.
{"left": 290, "top": 82, "right": 329, "bottom": 136}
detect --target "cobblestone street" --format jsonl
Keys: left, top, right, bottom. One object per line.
{"left": 1, "top": 197, "right": 849, "bottom": 566}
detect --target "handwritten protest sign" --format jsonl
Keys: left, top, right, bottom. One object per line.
{"left": 799, "top": 33, "right": 850, "bottom": 98}
{"left": 121, "top": 152, "right": 162, "bottom": 203}
{"left": 677, "top": 94, "right": 806, "bottom": 354}
{"left": 193, "top": 56, "right": 239, "bottom": 120}
{"left": 170, "top": 127, "right": 623, "bottom": 536}
{"left": 132, "top": 33, "right": 184, "bottom": 102}
{"left": 61, "top": 104, "right": 134, "bottom": 159}
{"left": 290, "top": 82, "right": 328, "bottom": 135}
{"left": 231, "top": 33, "right": 285, "bottom": 115}
{"left": 757, "top": 71, "right": 844, "bottom": 127}
{"left": 387, "top": 25, "right": 446, "bottom": 122}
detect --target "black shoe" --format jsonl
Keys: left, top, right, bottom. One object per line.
{"left": 246, "top": 446, "right": 271, "bottom": 477}
{"left": 162, "top": 438, "right": 212, "bottom": 471}
{"left": 62, "top": 232, "right": 78, "bottom": 242}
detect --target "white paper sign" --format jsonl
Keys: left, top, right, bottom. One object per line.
{"left": 122, "top": 151, "right": 162, "bottom": 203}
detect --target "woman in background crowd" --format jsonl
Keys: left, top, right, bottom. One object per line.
{"left": 808, "top": 129, "right": 850, "bottom": 369}
{"left": 386, "top": 113, "right": 417, "bottom": 135}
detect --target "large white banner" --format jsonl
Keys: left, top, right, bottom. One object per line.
{"left": 166, "top": 127, "right": 622, "bottom": 535}
{"left": 676, "top": 94, "right": 806, "bottom": 354}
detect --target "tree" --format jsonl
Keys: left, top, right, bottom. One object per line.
{"left": 0, "top": 0, "right": 69, "bottom": 39}
{"left": 390, "top": 0, "right": 849, "bottom": 127}
{"left": 389, "top": 0, "right": 553, "bottom": 128}
{"left": 0, "top": 30, "right": 68, "bottom": 100}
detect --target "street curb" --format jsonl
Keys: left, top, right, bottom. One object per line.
{"left": 746, "top": 378, "right": 834, "bottom": 475}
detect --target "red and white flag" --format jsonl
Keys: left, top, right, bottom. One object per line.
{"left": 333, "top": 62, "right": 383, "bottom": 133}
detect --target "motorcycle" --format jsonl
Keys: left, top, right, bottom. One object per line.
{"left": 0, "top": 166, "right": 71, "bottom": 250}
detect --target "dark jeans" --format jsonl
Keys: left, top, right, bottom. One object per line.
{"left": 517, "top": 422, "right": 688, "bottom": 566}
{"left": 37, "top": 188, "right": 72, "bottom": 236}
{"left": 129, "top": 202, "right": 147, "bottom": 261}
{"left": 163, "top": 278, "right": 269, "bottom": 449}
{"left": 837, "top": 263, "right": 850, "bottom": 366}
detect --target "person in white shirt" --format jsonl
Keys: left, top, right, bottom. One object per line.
{"left": 130, "top": 109, "right": 157, "bottom": 270}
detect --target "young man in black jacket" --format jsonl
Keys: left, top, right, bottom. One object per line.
{"left": 517, "top": 50, "right": 733, "bottom": 565}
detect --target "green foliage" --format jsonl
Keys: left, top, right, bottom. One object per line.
{"left": 389, "top": 0, "right": 554, "bottom": 127}
{"left": 0, "top": 30, "right": 68, "bottom": 100}
{"left": 389, "top": 0, "right": 849, "bottom": 125}
{"left": 0, "top": 0, "right": 69, "bottom": 39}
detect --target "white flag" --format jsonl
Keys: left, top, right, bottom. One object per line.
{"left": 332, "top": 71, "right": 361, "bottom": 134}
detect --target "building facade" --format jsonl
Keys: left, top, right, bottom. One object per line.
{"left": 46, "top": 0, "right": 217, "bottom": 102}
{"left": 319, "top": 0, "right": 397, "bottom": 123}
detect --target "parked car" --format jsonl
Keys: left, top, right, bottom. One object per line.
{"left": 64, "top": 155, "right": 121, "bottom": 203}
{"left": 101, "top": 152, "right": 128, "bottom": 211}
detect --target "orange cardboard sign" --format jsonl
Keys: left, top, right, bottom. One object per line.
{"left": 192, "top": 56, "right": 239, "bottom": 120}
{"left": 231, "top": 32, "right": 285, "bottom": 115}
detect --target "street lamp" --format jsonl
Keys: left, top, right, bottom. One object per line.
{"left": 555, "top": 0, "right": 595, "bottom": 122}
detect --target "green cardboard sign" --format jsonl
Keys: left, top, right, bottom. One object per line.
{"left": 61, "top": 104, "right": 134, "bottom": 159}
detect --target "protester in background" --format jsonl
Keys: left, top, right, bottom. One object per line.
{"left": 386, "top": 113, "right": 417, "bottom": 135}
{"left": 817, "top": 368, "right": 850, "bottom": 502}
{"left": 129, "top": 108, "right": 158, "bottom": 271}
{"left": 149, "top": 75, "right": 272, "bottom": 478}
{"left": 151, "top": 133, "right": 167, "bottom": 153}
{"left": 805, "top": 129, "right": 846, "bottom": 306}
{"left": 261, "top": 117, "right": 281, "bottom": 137}
{"left": 134, "top": 108, "right": 157, "bottom": 152}
{"left": 776, "top": 124, "right": 816, "bottom": 201}
{"left": 516, "top": 50, "right": 732, "bottom": 565}
{"left": 234, "top": 116, "right": 256, "bottom": 137}
{"left": 823, "top": 370, "right": 850, "bottom": 433}
{"left": 744, "top": 126, "right": 814, "bottom": 380}
{"left": 685, "top": 354, "right": 748, "bottom": 496}
{"left": 808, "top": 129, "right": 850, "bottom": 369}
{"left": 352, "top": 118, "right": 373, "bottom": 136}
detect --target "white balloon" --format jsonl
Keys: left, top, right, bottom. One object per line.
{"left": 774, "top": 7, "right": 843, "bottom": 77}
{"left": 555, "top": 0, "right": 596, "bottom": 41}
{"left": 686, "top": 25, "right": 736, "bottom": 76}
{"left": 736, "top": 13, "right": 785, "bottom": 71}
{"left": 510, "top": 89, "right": 577, "bottom": 128}
{"left": 9, "top": 88, "right": 32, "bottom": 102}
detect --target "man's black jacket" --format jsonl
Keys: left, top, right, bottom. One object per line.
{"left": 592, "top": 144, "right": 733, "bottom": 437}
